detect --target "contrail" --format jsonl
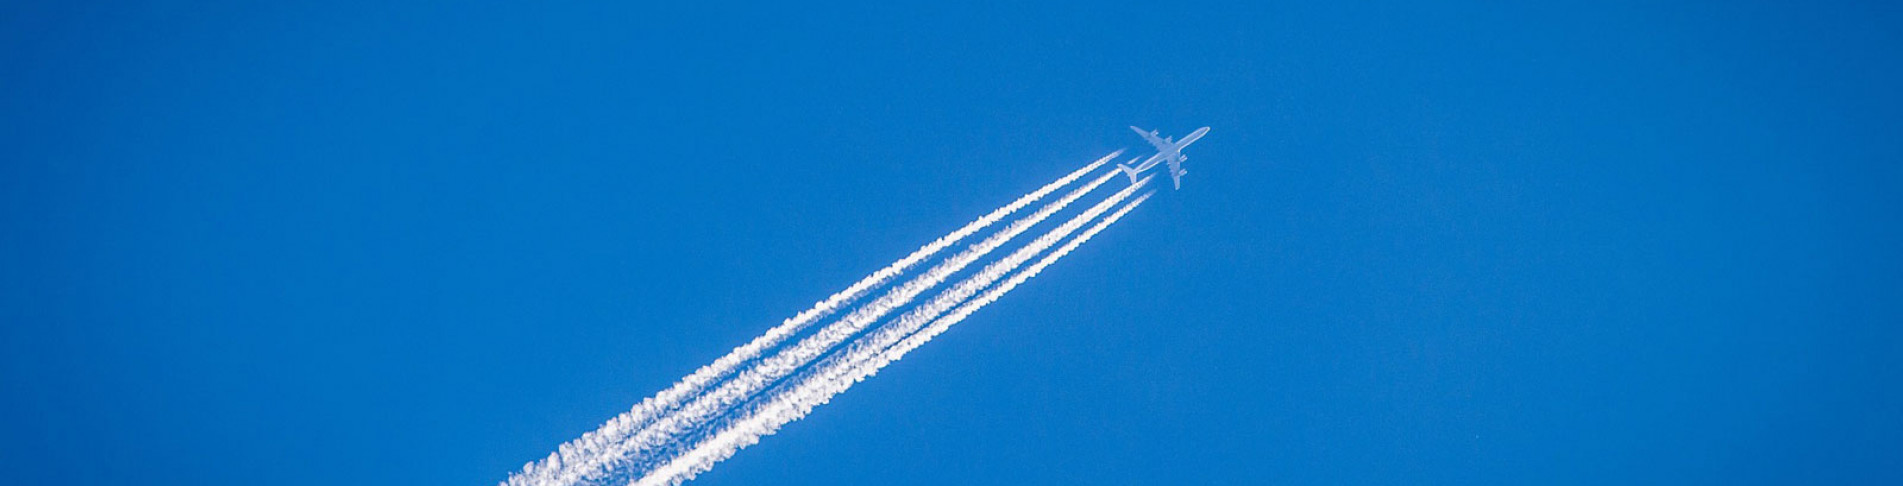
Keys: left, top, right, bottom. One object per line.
{"left": 532, "top": 166, "right": 1124, "bottom": 485}
{"left": 612, "top": 169, "right": 1124, "bottom": 474}
{"left": 507, "top": 152, "right": 1120, "bottom": 486}
{"left": 634, "top": 179, "right": 1156, "bottom": 486}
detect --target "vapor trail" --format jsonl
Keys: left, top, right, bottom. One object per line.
{"left": 611, "top": 169, "right": 1124, "bottom": 475}
{"left": 507, "top": 152, "right": 1120, "bottom": 486}
{"left": 634, "top": 179, "right": 1156, "bottom": 486}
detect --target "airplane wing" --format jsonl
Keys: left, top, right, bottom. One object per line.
{"left": 1129, "top": 126, "right": 1175, "bottom": 152}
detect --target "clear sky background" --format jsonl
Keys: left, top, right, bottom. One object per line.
{"left": 4, "top": 2, "right": 1899, "bottom": 485}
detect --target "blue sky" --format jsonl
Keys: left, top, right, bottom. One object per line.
{"left": 3, "top": 1, "right": 1899, "bottom": 484}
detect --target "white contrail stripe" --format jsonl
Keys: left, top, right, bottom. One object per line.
{"left": 634, "top": 181, "right": 1156, "bottom": 486}
{"left": 506, "top": 152, "right": 1121, "bottom": 486}
{"left": 898, "top": 191, "right": 1155, "bottom": 365}
{"left": 636, "top": 186, "right": 1156, "bottom": 486}
{"left": 610, "top": 169, "right": 1125, "bottom": 477}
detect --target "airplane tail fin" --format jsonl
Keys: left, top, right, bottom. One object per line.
{"left": 1117, "top": 156, "right": 1146, "bottom": 184}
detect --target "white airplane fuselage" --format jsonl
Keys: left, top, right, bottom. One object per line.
{"left": 1120, "top": 126, "right": 1210, "bottom": 189}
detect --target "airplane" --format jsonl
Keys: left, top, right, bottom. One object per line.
{"left": 1119, "top": 125, "right": 1210, "bottom": 189}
